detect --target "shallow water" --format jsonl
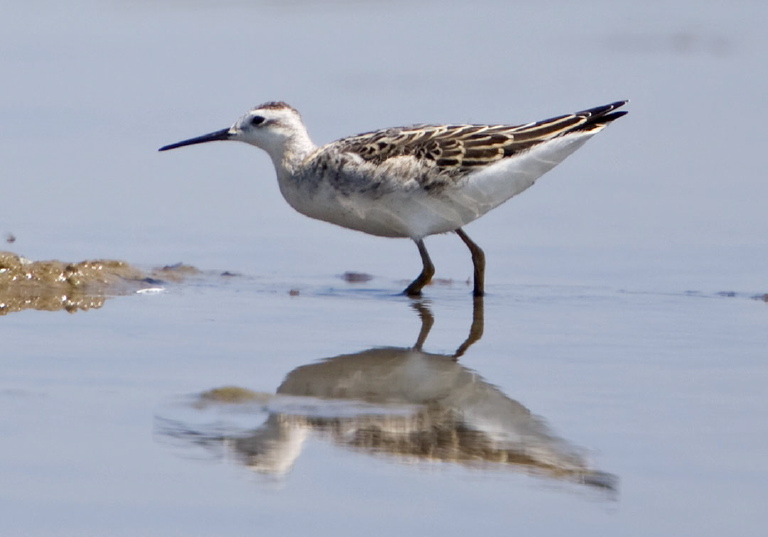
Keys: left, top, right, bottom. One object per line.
{"left": 2, "top": 1, "right": 768, "bottom": 536}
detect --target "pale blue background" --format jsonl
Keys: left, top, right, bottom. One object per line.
{"left": 2, "top": 1, "right": 767, "bottom": 536}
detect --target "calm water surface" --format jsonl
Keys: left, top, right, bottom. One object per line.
{"left": 2, "top": 1, "right": 767, "bottom": 536}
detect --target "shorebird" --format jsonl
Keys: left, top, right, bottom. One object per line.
{"left": 159, "top": 100, "right": 627, "bottom": 296}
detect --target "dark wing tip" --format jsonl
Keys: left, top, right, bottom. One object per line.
{"left": 576, "top": 101, "right": 628, "bottom": 131}
{"left": 599, "top": 110, "right": 628, "bottom": 122}
{"left": 579, "top": 100, "right": 628, "bottom": 117}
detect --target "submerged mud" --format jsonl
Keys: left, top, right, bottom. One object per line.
{"left": 0, "top": 251, "right": 198, "bottom": 315}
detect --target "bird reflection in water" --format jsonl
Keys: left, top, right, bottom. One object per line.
{"left": 156, "top": 298, "right": 616, "bottom": 491}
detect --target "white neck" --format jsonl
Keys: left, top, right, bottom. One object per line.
{"left": 278, "top": 132, "right": 316, "bottom": 176}
{"left": 253, "top": 122, "right": 317, "bottom": 178}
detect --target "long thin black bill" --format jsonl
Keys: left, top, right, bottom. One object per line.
{"left": 158, "top": 128, "right": 231, "bottom": 152}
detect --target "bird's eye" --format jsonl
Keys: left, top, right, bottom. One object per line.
{"left": 250, "top": 115, "right": 266, "bottom": 126}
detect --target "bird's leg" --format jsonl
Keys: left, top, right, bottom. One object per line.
{"left": 410, "top": 301, "right": 435, "bottom": 351}
{"left": 453, "top": 296, "right": 485, "bottom": 359}
{"left": 455, "top": 228, "right": 485, "bottom": 297}
{"left": 403, "top": 239, "right": 435, "bottom": 297}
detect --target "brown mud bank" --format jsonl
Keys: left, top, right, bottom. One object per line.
{"left": 0, "top": 251, "right": 199, "bottom": 315}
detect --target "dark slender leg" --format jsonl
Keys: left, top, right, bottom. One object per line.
{"left": 453, "top": 296, "right": 485, "bottom": 359}
{"left": 403, "top": 238, "right": 435, "bottom": 297}
{"left": 410, "top": 301, "right": 435, "bottom": 351}
{"left": 455, "top": 228, "right": 485, "bottom": 297}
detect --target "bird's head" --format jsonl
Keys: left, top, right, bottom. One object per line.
{"left": 159, "top": 101, "right": 310, "bottom": 160}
